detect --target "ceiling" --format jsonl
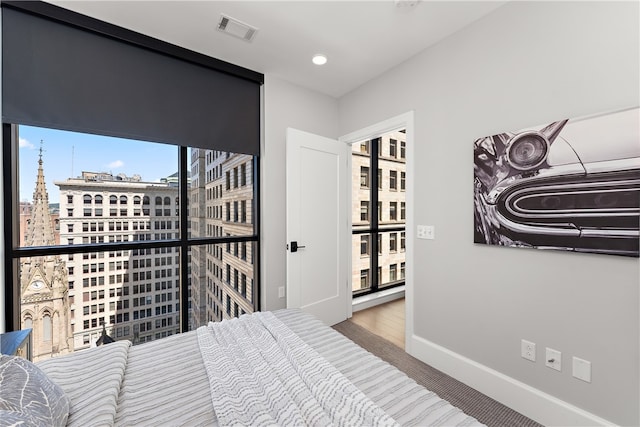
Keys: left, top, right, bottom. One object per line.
{"left": 48, "top": 1, "right": 506, "bottom": 98}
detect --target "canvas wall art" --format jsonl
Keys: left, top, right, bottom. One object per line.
{"left": 473, "top": 107, "right": 639, "bottom": 257}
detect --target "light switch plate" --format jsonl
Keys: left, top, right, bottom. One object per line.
{"left": 545, "top": 348, "right": 561, "bottom": 371}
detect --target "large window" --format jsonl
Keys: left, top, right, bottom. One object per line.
{"left": 351, "top": 130, "right": 406, "bottom": 295}
{"left": 2, "top": 1, "right": 262, "bottom": 362}
{"left": 6, "top": 127, "right": 259, "bottom": 362}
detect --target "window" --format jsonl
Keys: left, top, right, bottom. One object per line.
{"left": 360, "top": 269, "right": 370, "bottom": 289}
{"left": 389, "top": 139, "right": 397, "bottom": 158}
{"left": 390, "top": 264, "right": 397, "bottom": 282}
{"left": 360, "top": 235, "right": 370, "bottom": 256}
{"left": 12, "top": 135, "right": 260, "bottom": 361}
{"left": 241, "top": 163, "right": 248, "bottom": 186}
{"left": 43, "top": 314, "right": 52, "bottom": 341}
{"left": 6, "top": 3, "right": 261, "bottom": 362}
{"left": 360, "top": 201, "right": 369, "bottom": 222}
{"left": 360, "top": 141, "right": 369, "bottom": 154}
{"left": 390, "top": 170, "right": 397, "bottom": 190}
{"left": 390, "top": 202, "right": 397, "bottom": 221}
{"left": 351, "top": 130, "right": 406, "bottom": 295}
{"left": 400, "top": 141, "right": 406, "bottom": 159}
{"left": 360, "top": 167, "right": 369, "bottom": 188}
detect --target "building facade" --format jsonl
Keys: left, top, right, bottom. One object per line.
{"left": 351, "top": 130, "right": 406, "bottom": 292}
{"left": 56, "top": 171, "right": 181, "bottom": 351}
{"left": 189, "top": 149, "right": 255, "bottom": 329}
{"left": 20, "top": 152, "right": 73, "bottom": 362}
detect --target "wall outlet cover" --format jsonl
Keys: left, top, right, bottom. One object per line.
{"left": 521, "top": 339, "right": 536, "bottom": 362}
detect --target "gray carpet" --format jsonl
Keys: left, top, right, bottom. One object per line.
{"left": 333, "top": 320, "right": 543, "bottom": 427}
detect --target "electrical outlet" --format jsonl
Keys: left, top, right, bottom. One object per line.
{"left": 545, "top": 348, "right": 561, "bottom": 371}
{"left": 417, "top": 225, "right": 435, "bottom": 240}
{"left": 521, "top": 339, "right": 536, "bottom": 362}
{"left": 278, "top": 286, "right": 285, "bottom": 298}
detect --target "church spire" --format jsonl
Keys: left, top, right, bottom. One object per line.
{"left": 24, "top": 141, "right": 56, "bottom": 247}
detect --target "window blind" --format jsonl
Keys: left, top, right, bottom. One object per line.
{"left": 2, "top": 2, "right": 262, "bottom": 155}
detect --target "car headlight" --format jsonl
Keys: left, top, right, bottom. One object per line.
{"left": 506, "top": 131, "right": 550, "bottom": 171}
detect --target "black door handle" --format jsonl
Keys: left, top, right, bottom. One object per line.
{"left": 290, "top": 241, "right": 306, "bottom": 253}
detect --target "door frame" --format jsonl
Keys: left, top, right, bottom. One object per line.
{"left": 339, "top": 111, "right": 414, "bottom": 351}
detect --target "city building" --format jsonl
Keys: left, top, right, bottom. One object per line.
{"left": 19, "top": 151, "right": 73, "bottom": 361}
{"left": 351, "top": 130, "right": 406, "bottom": 293}
{"left": 56, "top": 171, "right": 181, "bottom": 351}
{"left": 189, "top": 149, "right": 255, "bottom": 329}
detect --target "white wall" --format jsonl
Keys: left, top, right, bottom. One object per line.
{"left": 261, "top": 74, "right": 339, "bottom": 311}
{"left": 338, "top": 2, "right": 639, "bottom": 426}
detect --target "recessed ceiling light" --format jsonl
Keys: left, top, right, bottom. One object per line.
{"left": 312, "top": 54, "right": 328, "bottom": 66}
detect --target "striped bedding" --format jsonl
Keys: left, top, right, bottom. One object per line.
{"left": 38, "top": 309, "right": 484, "bottom": 426}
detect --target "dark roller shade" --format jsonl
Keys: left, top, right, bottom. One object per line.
{"left": 2, "top": 4, "right": 262, "bottom": 155}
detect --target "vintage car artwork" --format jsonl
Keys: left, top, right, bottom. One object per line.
{"left": 473, "top": 107, "right": 639, "bottom": 257}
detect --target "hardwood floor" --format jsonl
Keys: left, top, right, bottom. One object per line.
{"left": 350, "top": 298, "right": 405, "bottom": 349}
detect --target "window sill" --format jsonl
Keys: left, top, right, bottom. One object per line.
{"left": 352, "top": 285, "right": 405, "bottom": 313}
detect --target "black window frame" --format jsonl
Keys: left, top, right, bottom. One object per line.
{"left": 1, "top": 2, "right": 262, "bottom": 333}
{"left": 352, "top": 135, "right": 405, "bottom": 297}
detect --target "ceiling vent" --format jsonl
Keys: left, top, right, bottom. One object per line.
{"left": 217, "top": 14, "right": 258, "bottom": 42}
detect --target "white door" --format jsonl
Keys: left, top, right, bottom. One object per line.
{"left": 286, "top": 128, "right": 349, "bottom": 325}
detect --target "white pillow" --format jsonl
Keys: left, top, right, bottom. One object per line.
{"left": 0, "top": 355, "right": 70, "bottom": 427}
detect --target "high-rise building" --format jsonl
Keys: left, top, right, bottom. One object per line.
{"left": 189, "top": 149, "right": 255, "bottom": 328}
{"left": 20, "top": 151, "right": 73, "bottom": 361}
{"left": 351, "top": 130, "right": 406, "bottom": 293}
{"left": 56, "top": 171, "right": 181, "bottom": 351}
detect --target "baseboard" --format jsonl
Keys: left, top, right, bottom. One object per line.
{"left": 409, "top": 334, "right": 617, "bottom": 427}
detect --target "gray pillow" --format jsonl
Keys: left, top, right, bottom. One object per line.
{"left": 0, "top": 355, "right": 70, "bottom": 427}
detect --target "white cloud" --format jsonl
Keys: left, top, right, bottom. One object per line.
{"left": 19, "top": 137, "right": 34, "bottom": 149}
{"left": 107, "top": 160, "right": 124, "bottom": 169}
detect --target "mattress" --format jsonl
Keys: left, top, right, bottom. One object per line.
{"left": 37, "top": 309, "right": 483, "bottom": 426}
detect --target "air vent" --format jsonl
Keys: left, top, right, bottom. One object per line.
{"left": 217, "top": 14, "right": 258, "bottom": 42}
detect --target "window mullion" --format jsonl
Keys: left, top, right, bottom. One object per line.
{"left": 370, "top": 138, "right": 379, "bottom": 292}
{"left": 179, "top": 146, "right": 189, "bottom": 332}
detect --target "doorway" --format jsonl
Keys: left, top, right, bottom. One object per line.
{"left": 340, "top": 112, "right": 414, "bottom": 349}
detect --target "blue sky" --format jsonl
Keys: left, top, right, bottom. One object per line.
{"left": 18, "top": 126, "right": 179, "bottom": 203}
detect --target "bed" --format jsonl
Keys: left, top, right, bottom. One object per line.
{"left": 1, "top": 309, "right": 484, "bottom": 426}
